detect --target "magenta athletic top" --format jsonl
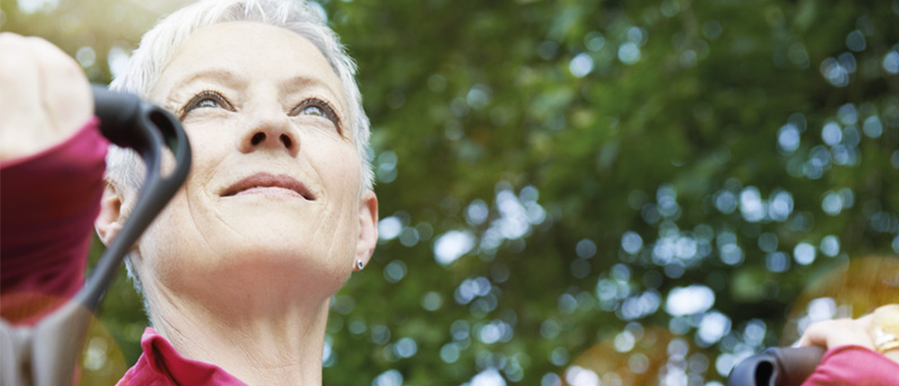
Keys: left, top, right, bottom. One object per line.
{"left": 0, "top": 117, "right": 107, "bottom": 325}
{"left": 1, "top": 118, "right": 897, "bottom": 385}
{"left": 115, "top": 327, "right": 247, "bottom": 386}
{"left": 802, "top": 345, "right": 899, "bottom": 386}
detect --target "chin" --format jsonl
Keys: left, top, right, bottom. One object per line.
{"left": 156, "top": 233, "right": 351, "bottom": 305}
{"left": 214, "top": 216, "right": 353, "bottom": 274}
{"left": 225, "top": 245, "right": 351, "bottom": 302}
{"left": 143, "top": 198, "right": 355, "bottom": 300}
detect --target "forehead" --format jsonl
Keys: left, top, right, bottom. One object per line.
{"left": 151, "top": 21, "right": 344, "bottom": 104}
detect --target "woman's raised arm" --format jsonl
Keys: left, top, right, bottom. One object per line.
{"left": 0, "top": 33, "right": 107, "bottom": 324}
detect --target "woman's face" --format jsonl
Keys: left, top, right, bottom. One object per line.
{"left": 131, "top": 21, "right": 376, "bottom": 303}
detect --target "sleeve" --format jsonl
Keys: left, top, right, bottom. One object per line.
{"left": 801, "top": 345, "right": 899, "bottom": 386}
{"left": 0, "top": 117, "right": 108, "bottom": 325}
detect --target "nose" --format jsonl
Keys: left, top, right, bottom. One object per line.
{"left": 239, "top": 112, "right": 299, "bottom": 157}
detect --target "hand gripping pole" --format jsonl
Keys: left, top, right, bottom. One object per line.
{"left": 1, "top": 86, "right": 191, "bottom": 386}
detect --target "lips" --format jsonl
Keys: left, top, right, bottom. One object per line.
{"left": 221, "top": 173, "right": 315, "bottom": 200}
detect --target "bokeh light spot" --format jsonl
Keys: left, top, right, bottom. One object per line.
{"left": 793, "top": 243, "right": 816, "bottom": 265}
{"left": 618, "top": 42, "right": 641, "bottom": 64}
{"left": 569, "top": 53, "right": 594, "bottom": 78}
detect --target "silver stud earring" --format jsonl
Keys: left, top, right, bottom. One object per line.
{"left": 355, "top": 260, "right": 364, "bottom": 271}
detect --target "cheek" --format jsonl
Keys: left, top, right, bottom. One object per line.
{"left": 181, "top": 122, "right": 237, "bottom": 195}
{"left": 137, "top": 194, "right": 192, "bottom": 282}
{"left": 311, "top": 139, "right": 361, "bottom": 194}
{"left": 309, "top": 140, "right": 362, "bottom": 243}
{"left": 136, "top": 123, "right": 225, "bottom": 274}
{"left": 184, "top": 120, "right": 235, "bottom": 160}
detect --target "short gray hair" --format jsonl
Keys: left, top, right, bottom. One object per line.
{"left": 105, "top": 0, "right": 373, "bottom": 298}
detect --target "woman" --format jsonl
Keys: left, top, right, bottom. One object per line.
{"left": 101, "top": 20, "right": 377, "bottom": 381}
{"left": 0, "top": 0, "right": 896, "bottom": 384}
{"left": 96, "top": 0, "right": 378, "bottom": 384}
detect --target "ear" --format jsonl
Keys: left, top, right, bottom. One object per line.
{"left": 95, "top": 180, "right": 127, "bottom": 247}
{"left": 355, "top": 189, "right": 379, "bottom": 266}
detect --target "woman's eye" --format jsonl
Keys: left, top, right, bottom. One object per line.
{"left": 195, "top": 98, "right": 221, "bottom": 109}
{"left": 299, "top": 105, "right": 325, "bottom": 117}
{"left": 290, "top": 99, "right": 341, "bottom": 131}
{"left": 180, "top": 91, "right": 233, "bottom": 119}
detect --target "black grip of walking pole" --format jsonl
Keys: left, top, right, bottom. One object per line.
{"left": 92, "top": 85, "right": 144, "bottom": 148}
{"left": 79, "top": 85, "right": 192, "bottom": 310}
{"left": 727, "top": 346, "right": 826, "bottom": 386}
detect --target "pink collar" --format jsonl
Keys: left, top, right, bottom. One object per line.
{"left": 116, "top": 327, "right": 247, "bottom": 386}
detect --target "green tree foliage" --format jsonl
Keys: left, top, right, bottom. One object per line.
{"left": 3, "top": 0, "right": 898, "bottom": 384}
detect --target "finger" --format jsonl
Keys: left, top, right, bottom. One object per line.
{"left": 0, "top": 34, "right": 43, "bottom": 123}
{"left": 0, "top": 31, "right": 25, "bottom": 47}
{"left": 0, "top": 34, "right": 54, "bottom": 160}
{"left": 797, "top": 319, "right": 834, "bottom": 348}
{"left": 797, "top": 318, "right": 875, "bottom": 351}
{"left": 28, "top": 36, "right": 93, "bottom": 140}
{"left": 831, "top": 317, "right": 875, "bottom": 350}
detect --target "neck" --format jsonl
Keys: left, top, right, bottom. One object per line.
{"left": 148, "top": 281, "right": 330, "bottom": 386}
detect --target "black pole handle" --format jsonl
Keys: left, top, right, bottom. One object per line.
{"left": 75, "top": 86, "right": 192, "bottom": 311}
{"left": 92, "top": 85, "right": 143, "bottom": 147}
{"left": 728, "top": 346, "right": 826, "bottom": 386}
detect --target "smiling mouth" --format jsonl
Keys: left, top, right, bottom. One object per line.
{"left": 221, "top": 173, "right": 315, "bottom": 201}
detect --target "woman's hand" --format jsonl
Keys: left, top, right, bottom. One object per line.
{"left": 798, "top": 304, "right": 899, "bottom": 365}
{"left": 0, "top": 33, "right": 93, "bottom": 162}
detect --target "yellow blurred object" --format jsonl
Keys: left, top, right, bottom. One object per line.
{"left": 782, "top": 256, "right": 899, "bottom": 346}
{"left": 76, "top": 315, "right": 129, "bottom": 386}
{"left": 564, "top": 326, "right": 709, "bottom": 386}
{"left": 870, "top": 304, "right": 899, "bottom": 354}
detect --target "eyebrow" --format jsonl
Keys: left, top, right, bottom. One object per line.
{"left": 168, "top": 69, "right": 345, "bottom": 111}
